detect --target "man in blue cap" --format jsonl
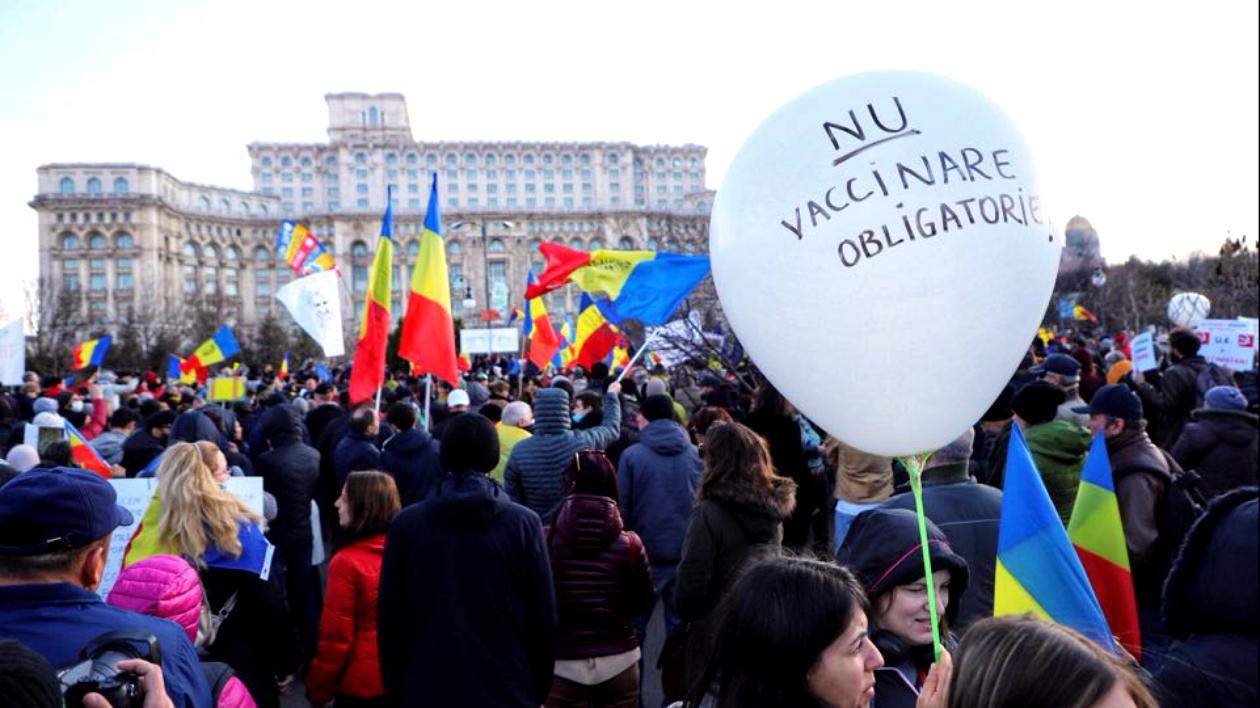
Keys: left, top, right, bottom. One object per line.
{"left": 1074, "top": 384, "right": 1180, "bottom": 666}
{"left": 0, "top": 468, "right": 210, "bottom": 708}
{"left": 1033, "top": 352, "right": 1089, "bottom": 426}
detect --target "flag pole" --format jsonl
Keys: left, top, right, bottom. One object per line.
{"left": 423, "top": 374, "right": 433, "bottom": 432}
{"left": 373, "top": 385, "right": 382, "bottom": 417}
{"left": 614, "top": 332, "right": 655, "bottom": 384}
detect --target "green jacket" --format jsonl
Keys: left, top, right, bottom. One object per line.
{"left": 1024, "top": 420, "right": 1091, "bottom": 525}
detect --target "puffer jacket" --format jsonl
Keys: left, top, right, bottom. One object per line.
{"left": 1024, "top": 419, "right": 1091, "bottom": 525}
{"left": 616, "top": 419, "right": 703, "bottom": 567}
{"left": 1171, "top": 408, "right": 1259, "bottom": 502}
{"left": 1155, "top": 488, "right": 1258, "bottom": 708}
{"left": 106, "top": 555, "right": 257, "bottom": 708}
{"left": 333, "top": 430, "right": 381, "bottom": 489}
{"left": 256, "top": 405, "right": 320, "bottom": 553}
{"left": 504, "top": 388, "right": 621, "bottom": 522}
{"left": 307, "top": 535, "right": 387, "bottom": 703}
{"left": 381, "top": 427, "right": 443, "bottom": 507}
{"left": 547, "top": 494, "right": 654, "bottom": 660}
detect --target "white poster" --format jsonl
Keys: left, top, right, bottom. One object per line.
{"left": 276, "top": 270, "right": 346, "bottom": 357}
{"left": 1129, "top": 331, "right": 1159, "bottom": 372}
{"left": 98, "top": 477, "right": 264, "bottom": 597}
{"left": 461, "top": 327, "right": 519, "bottom": 354}
{"left": 1196, "top": 319, "right": 1257, "bottom": 370}
{"left": 0, "top": 319, "right": 24, "bottom": 385}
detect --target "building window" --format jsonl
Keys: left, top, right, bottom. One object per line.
{"left": 328, "top": 201, "right": 340, "bottom": 211}
{"left": 465, "top": 153, "right": 477, "bottom": 163}
{"left": 62, "top": 259, "right": 80, "bottom": 290}
{"left": 115, "top": 257, "right": 133, "bottom": 289}
{"left": 85, "top": 177, "right": 101, "bottom": 195}
{"left": 87, "top": 232, "right": 107, "bottom": 250}
{"left": 355, "top": 152, "right": 367, "bottom": 164}
{"left": 468, "top": 198, "right": 479, "bottom": 207}
{"left": 111, "top": 177, "right": 129, "bottom": 195}
{"left": 256, "top": 268, "right": 272, "bottom": 298}
{"left": 261, "top": 157, "right": 273, "bottom": 167}
{"left": 114, "top": 232, "right": 133, "bottom": 249}
{"left": 281, "top": 156, "right": 293, "bottom": 167}
{"left": 302, "top": 173, "right": 313, "bottom": 182}
{"left": 281, "top": 172, "right": 293, "bottom": 182}
{"left": 487, "top": 238, "right": 506, "bottom": 253}
{"left": 327, "top": 187, "right": 339, "bottom": 197}
{"left": 352, "top": 265, "right": 368, "bottom": 292}
{"left": 59, "top": 177, "right": 74, "bottom": 195}
{"left": 356, "top": 184, "right": 368, "bottom": 194}
{"left": 59, "top": 232, "right": 80, "bottom": 249}
{"left": 224, "top": 267, "right": 239, "bottom": 296}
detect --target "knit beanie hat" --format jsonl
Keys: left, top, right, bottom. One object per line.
{"left": 1011, "top": 381, "right": 1066, "bottom": 426}
{"left": 1203, "top": 386, "right": 1247, "bottom": 412}
{"left": 0, "top": 639, "right": 61, "bottom": 708}
{"left": 1105, "top": 359, "right": 1133, "bottom": 385}
{"left": 439, "top": 413, "right": 500, "bottom": 474}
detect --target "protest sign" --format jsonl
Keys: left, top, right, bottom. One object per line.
{"left": 98, "top": 477, "right": 264, "bottom": 598}
{"left": 0, "top": 319, "right": 24, "bottom": 385}
{"left": 1129, "top": 332, "right": 1159, "bottom": 372}
{"left": 276, "top": 270, "right": 346, "bottom": 357}
{"left": 208, "top": 376, "right": 246, "bottom": 402}
{"left": 1196, "top": 319, "right": 1257, "bottom": 369}
{"left": 460, "top": 327, "right": 519, "bottom": 354}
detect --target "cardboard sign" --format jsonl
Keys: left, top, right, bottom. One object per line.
{"left": 1195, "top": 319, "right": 1257, "bottom": 370}
{"left": 1129, "top": 332, "right": 1159, "bottom": 372}
{"left": 98, "top": 477, "right": 264, "bottom": 598}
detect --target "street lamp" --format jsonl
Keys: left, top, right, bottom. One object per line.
{"left": 449, "top": 219, "right": 515, "bottom": 323}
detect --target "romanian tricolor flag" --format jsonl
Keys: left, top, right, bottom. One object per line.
{"left": 65, "top": 421, "right": 110, "bottom": 478}
{"left": 1072, "top": 304, "right": 1098, "bottom": 323}
{"left": 348, "top": 188, "right": 395, "bottom": 404}
{"left": 570, "top": 293, "right": 619, "bottom": 370}
{"left": 524, "top": 243, "right": 711, "bottom": 325}
{"left": 166, "top": 354, "right": 197, "bottom": 385}
{"left": 522, "top": 270, "right": 561, "bottom": 370}
{"left": 277, "top": 352, "right": 289, "bottom": 380}
{"left": 995, "top": 424, "right": 1115, "bottom": 651}
{"left": 1068, "top": 433, "right": 1141, "bottom": 660}
{"left": 610, "top": 342, "right": 631, "bottom": 371}
{"left": 507, "top": 306, "right": 525, "bottom": 326}
{"left": 552, "top": 319, "right": 575, "bottom": 370}
{"left": 398, "top": 177, "right": 460, "bottom": 386}
{"left": 181, "top": 325, "right": 239, "bottom": 381}
{"left": 70, "top": 336, "right": 111, "bottom": 370}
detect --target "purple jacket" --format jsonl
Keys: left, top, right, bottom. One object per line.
{"left": 547, "top": 494, "right": 655, "bottom": 660}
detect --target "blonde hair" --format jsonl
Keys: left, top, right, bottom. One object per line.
{"left": 156, "top": 442, "right": 261, "bottom": 563}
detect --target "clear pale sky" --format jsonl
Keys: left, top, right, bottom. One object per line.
{"left": 1, "top": 0, "right": 1256, "bottom": 321}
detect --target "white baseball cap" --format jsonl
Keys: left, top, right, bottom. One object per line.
{"left": 447, "top": 389, "right": 471, "bottom": 408}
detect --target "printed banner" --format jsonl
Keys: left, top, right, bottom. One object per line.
{"left": 1195, "top": 319, "right": 1257, "bottom": 369}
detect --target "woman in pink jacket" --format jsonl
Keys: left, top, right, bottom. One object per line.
{"left": 107, "top": 554, "right": 257, "bottom": 708}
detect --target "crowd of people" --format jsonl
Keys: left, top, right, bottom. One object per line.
{"left": 0, "top": 325, "right": 1255, "bottom": 707}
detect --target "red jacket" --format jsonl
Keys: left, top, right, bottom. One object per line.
{"left": 307, "top": 534, "right": 387, "bottom": 703}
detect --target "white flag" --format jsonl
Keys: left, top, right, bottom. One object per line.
{"left": 276, "top": 271, "right": 345, "bottom": 357}
{"left": 0, "top": 319, "right": 24, "bottom": 385}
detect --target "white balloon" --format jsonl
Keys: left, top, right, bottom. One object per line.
{"left": 1166, "top": 292, "right": 1211, "bottom": 328}
{"left": 710, "top": 71, "right": 1061, "bottom": 457}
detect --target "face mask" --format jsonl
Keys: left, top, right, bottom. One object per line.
{"left": 69, "top": 400, "right": 85, "bottom": 413}
{"left": 572, "top": 412, "right": 586, "bottom": 424}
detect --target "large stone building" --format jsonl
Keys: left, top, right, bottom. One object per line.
{"left": 32, "top": 92, "right": 714, "bottom": 344}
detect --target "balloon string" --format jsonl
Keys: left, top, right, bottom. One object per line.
{"left": 900, "top": 451, "right": 941, "bottom": 662}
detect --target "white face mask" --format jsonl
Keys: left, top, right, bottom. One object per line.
{"left": 69, "top": 400, "right": 85, "bottom": 413}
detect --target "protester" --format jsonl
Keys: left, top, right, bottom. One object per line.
{"left": 546, "top": 450, "right": 654, "bottom": 707}
{"left": 1132, "top": 327, "right": 1230, "bottom": 448}
{"left": 378, "top": 413, "right": 556, "bottom": 706}
{"left": 504, "top": 383, "right": 622, "bottom": 522}
{"left": 1170, "top": 385, "right": 1258, "bottom": 501}
{"left": 675, "top": 422, "right": 796, "bottom": 689}
{"left": 745, "top": 382, "right": 824, "bottom": 550}
{"left": 685, "top": 406, "right": 733, "bottom": 454}
{"left": 572, "top": 390, "right": 605, "bottom": 430}
{"left": 1154, "top": 487, "right": 1258, "bottom": 707}
{"left": 948, "top": 616, "right": 1155, "bottom": 708}
{"left": 255, "top": 402, "right": 322, "bottom": 663}
{"left": 1074, "top": 383, "right": 1183, "bottom": 662}
{"left": 307, "top": 470, "right": 400, "bottom": 708}
{"left": 376, "top": 401, "right": 441, "bottom": 507}
{"left": 333, "top": 406, "right": 382, "bottom": 490}
{"left": 492, "top": 400, "right": 534, "bottom": 483}
{"left": 1031, "top": 353, "right": 1089, "bottom": 427}
{"left": 1010, "top": 380, "right": 1090, "bottom": 524}
{"left": 881, "top": 430, "right": 1000, "bottom": 631}
{"left": 681, "top": 557, "right": 913, "bottom": 708}
{"left": 0, "top": 467, "right": 212, "bottom": 708}
{"left": 827, "top": 437, "right": 894, "bottom": 551}
{"left": 121, "top": 409, "right": 175, "bottom": 475}
{"left": 1104, "top": 351, "right": 1133, "bottom": 385}
{"left": 106, "top": 554, "right": 257, "bottom": 708}
{"left": 837, "top": 507, "right": 968, "bottom": 708}
{"left": 0, "top": 638, "right": 65, "bottom": 708}
{"left": 305, "top": 382, "right": 342, "bottom": 446}
{"left": 127, "top": 442, "right": 298, "bottom": 708}
{"left": 90, "top": 407, "right": 137, "bottom": 465}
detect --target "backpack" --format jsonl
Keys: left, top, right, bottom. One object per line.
{"left": 199, "top": 661, "right": 238, "bottom": 706}
{"left": 1114, "top": 450, "right": 1202, "bottom": 565}
{"left": 1194, "top": 363, "right": 1233, "bottom": 407}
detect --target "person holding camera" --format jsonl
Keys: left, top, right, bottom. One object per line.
{"left": 0, "top": 467, "right": 211, "bottom": 707}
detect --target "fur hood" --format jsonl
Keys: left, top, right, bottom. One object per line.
{"left": 701, "top": 474, "right": 797, "bottom": 520}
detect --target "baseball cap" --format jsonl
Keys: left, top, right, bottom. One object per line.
{"left": 1072, "top": 384, "right": 1143, "bottom": 421}
{"left": 0, "top": 468, "right": 133, "bottom": 556}
{"left": 447, "top": 389, "right": 471, "bottom": 407}
{"left": 1031, "top": 353, "right": 1082, "bottom": 377}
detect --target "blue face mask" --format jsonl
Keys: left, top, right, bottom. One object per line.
{"left": 572, "top": 411, "right": 586, "bottom": 424}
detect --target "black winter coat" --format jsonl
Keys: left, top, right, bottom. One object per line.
{"left": 546, "top": 494, "right": 654, "bottom": 660}
{"left": 378, "top": 472, "right": 556, "bottom": 707}
{"left": 333, "top": 431, "right": 381, "bottom": 489}
{"left": 1135, "top": 354, "right": 1214, "bottom": 449}
{"left": 1171, "top": 409, "right": 1259, "bottom": 502}
{"left": 380, "top": 427, "right": 444, "bottom": 507}
{"left": 120, "top": 428, "right": 166, "bottom": 476}
{"left": 202, "top": 562, "right": 301, "bottom": 708}
{"left": 304, "top": 403, "right": 343, "bottom": 452}
{"left": 256, "top": 406, "right": 320, "bottom": 553}
{"left": 1154, "top": 489, "right": 1258, "bottom": 708}
{"left": 880, "top": 463, "right": 1002, "bottom": 632}
{"left": 744, "top": 409, "right": 823, "bottom": 548}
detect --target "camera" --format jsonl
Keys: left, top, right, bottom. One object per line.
{"left": 57, "top": 630, "right": 161, "bottom": 708}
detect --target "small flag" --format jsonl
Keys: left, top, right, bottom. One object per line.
{"left": 314, "top": 363, "right": 333, "bottom": 382}
{"left": 507, "top": 306, "right": 525, "bottom": 326}
{"left": 184, "top": 326, "right": 240, "bottom": 376}
{"left": 1068, "top": 432, "right": 1141, "bottom": 660}
{"left": 348, "top": 187, "right": 395, "bottom": 404}
{"left": 570, "top": 293, "right": 619, "bottom": 370}
{"left": 69, "top": 336, "right": 112, "bottom": 370}
{"left": 1073, "top": 305, "right": 1098, "bottom": 323}
{"left": 995, "top": 424, "right": 1115, "bottom": 651}
{"left": 65, "top": 420, "right": 111, "bottom": 478}
{"left": 397, "top": 177, "right": 460, "bottom": 386}
{"left": 207, "top": 377, "right": 246, "bottom": 402}
{"left": 522, "top": 270, "right": 561, "bottom": 370}
{"left": 277, "top": 352, "right": 289, "bottom": 380}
